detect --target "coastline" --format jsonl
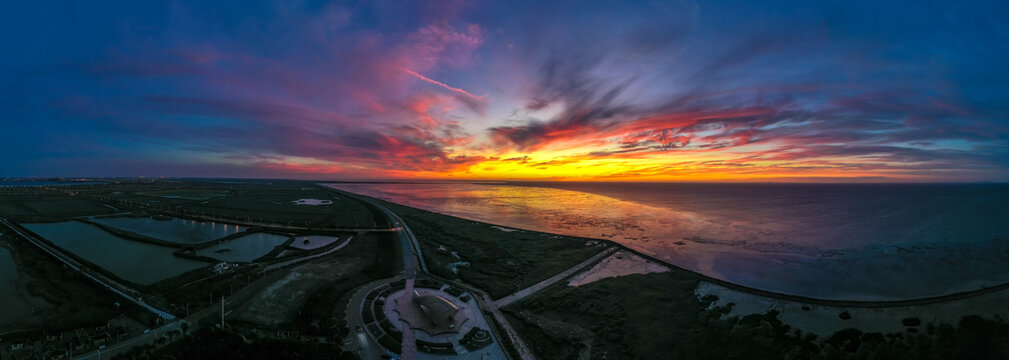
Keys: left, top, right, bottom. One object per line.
{"left": 325, "top": 184, "right": 1009, "bottom": 309}
{"left": 696, "top": 280, "right": 1009, "bottom": 336}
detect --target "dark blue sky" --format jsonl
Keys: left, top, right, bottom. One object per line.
{"left": 2, "top": 0, "right": 1008, "bottom": 181}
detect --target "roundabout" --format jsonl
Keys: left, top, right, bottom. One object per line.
{"left": 354, "top": 276, "right": 503, "bottom": 358}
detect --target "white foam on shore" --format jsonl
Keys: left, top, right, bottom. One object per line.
{"left": 569, "top": 250, "right": 670, "bottom": 287}
{"left": 491, "top": 226, "right": 519, "bottom": 232}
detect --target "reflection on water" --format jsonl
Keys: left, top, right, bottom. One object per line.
{"left": 326, "top": 182, "right": 1009, "bottom": 300}
{"left": 92, "top": 216, "right": 246, "bottom": 243}
{"left": 23, "top": 222, "right": 208, "bottom": 285}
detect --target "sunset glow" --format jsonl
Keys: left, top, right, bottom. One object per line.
{"left": 3, "top": 1, "right": 1007, "bottom": 182}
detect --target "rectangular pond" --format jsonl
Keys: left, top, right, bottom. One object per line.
{"left": 288, "top": 235, "right": 341, "bottom": 250}
{"left": 91, "top": 216, "right": 247, "bottom": 244}
{"left": 197, "top": 233, "right": 290, "bottom": 263}
{"left": 23, "top": 222, "right": 209, "bottom": 285}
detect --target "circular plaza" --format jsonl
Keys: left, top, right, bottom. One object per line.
{"left": 357, "top": 277, "right": 502, "bottom": 358}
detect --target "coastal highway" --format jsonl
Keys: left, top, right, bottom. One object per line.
{"left": 351, "top": 196, "right": 422, "bottom": 359}
{"left": 338, "top": 190, "right": 531, "bottom": 360}
{"left": 352, "top": 196, "right": 428, "bottom": 276}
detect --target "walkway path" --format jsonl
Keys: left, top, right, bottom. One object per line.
{"left": 467, "top": 287, "right": 536, "bottom": 360}
{"left": 400, "top": 278, "right": 417, "bottom": 360}
{"left": 493, "top": 247, "right": 617, "bottom": 308}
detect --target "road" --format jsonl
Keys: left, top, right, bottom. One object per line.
{"left": 357, "top": 197, "right": 428, "bottom": 275}
{"left": 493, "top": 247, "right": 618, "bottom": 308}
{"left": 0, "top": 218, "right": 176, "bottom": 320}
{"left": 73, "top": 254, "right": 299, "bottom": 359}
{"left": 350, "top": 196, "right": 424, "bottom": 360}
{"left": 73, "top": 321, "right": 185, "bottom": 360}
{"left": 469, "top": 288, "right": 536, "bottom": 360}
{"left": 343, "top": 277, "right": 402, "bottom": 360}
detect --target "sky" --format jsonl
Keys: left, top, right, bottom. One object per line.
{"left": 2, "top": 0, "right": 1008, "bottom": 182}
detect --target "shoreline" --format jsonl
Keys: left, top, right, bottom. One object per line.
{"left": 323, "top": 184, "right": 1009, "bottom": 309}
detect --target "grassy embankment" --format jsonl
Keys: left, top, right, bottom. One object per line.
{"left": 502, "top": 270, "right": 1009, "bottom": 360}
{"left": 357, "top": 196, "right": 606, "bottom": 299}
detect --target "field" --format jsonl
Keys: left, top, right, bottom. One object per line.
{"left": 177, "top": 183, "right": 383, "bottom": 228}
{"left": 232, "top": 231, "right": 401, "bottom": 336}
{"left": 46, "top": 180, "right": 382, "bottom": 229}
{"left": 371, "top": 198, "right": 606, "bottom": 299}
{"left": 503, "top": 271, "right": 1009, "bottom": 360}
{"left": 133, "top": 188, "right": 230, "bottom": 201}
{"left": 0, "top": 188, "right": 113, "bottom": 220}
{"left": 0, "top": 235, "right": 155, "bottom": 340}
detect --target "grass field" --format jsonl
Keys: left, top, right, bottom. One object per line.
{"left": 188, "top": 189, "right": 375, "bottom": 227}
{"left": 372, "top": 199, "right": 605, "bottom": 299}
{"left": 0, "top": 189, "right": 113, "bottom": 219}
{"left": 503, "top": 271, "right": 1009, "bottom": 360}
{"left": 133, "top": 188, "right": 231, "bottom": 201}
{"left": 0, "top": 235, "right": 156, "bottom": 336}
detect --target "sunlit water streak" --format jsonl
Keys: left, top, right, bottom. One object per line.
{"left": 326, "top": 182, "right": 1009, "bottom": 301}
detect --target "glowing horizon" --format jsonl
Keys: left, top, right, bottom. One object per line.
{"left": 2, "top": 1, "right": 1008, "bottom": 182}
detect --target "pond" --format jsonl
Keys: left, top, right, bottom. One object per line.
{"left": 197, "top": 233, "right": 290, "bottom": 263}
{"left": 91, "top": 216, "right": 246, "bottom": 244}
{"left": 23, "top": 222, "right": 209, "bottom": 285}
{"left": 288, "top": 235, "right": 341, "bottom": 250}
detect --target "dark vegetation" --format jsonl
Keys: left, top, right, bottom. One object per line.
{"left": 372, "top": 199, "right": 605, "bottom": 299}
{"left": 287, "top": 232, "right": 400, "bottom": 337}
{"left": 1, "top": 232, "right": 156, "bottom": 336}
{"left": 0, "top": 180, "right": 391, "bottom": 358}
{"left": 181, "top": 184, "right": 383, "bottom": 228}
{"left": 20, "top": 179, "right": 382, "bottom": 229}
{"left": 0, "top": 187, "right": 112, "bottom": 221}
{"left": 114, "top": 327, "right": 360, "bottom": 360}
{"left": 504, "top": 271, "right": 1009, "bottom": 360}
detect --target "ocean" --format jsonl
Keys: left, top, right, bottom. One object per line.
{"left": 325, "top": 182, "right": 1009, "bottom": 301}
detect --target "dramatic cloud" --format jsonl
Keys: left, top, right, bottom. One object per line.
{"left": 1, "top": 0, "right": 1007, "bottom": 181}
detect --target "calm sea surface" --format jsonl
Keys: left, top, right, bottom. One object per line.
{"left": 326, "top": 182, "right": 1009, "bottom": 301}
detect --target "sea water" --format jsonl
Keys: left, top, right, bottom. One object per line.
{"left": 326, "top": 182, "right": 1009, "bottom": 301}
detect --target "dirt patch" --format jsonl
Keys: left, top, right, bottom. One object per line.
{"left": 568, "top": 250, "right": 669, "bottom": 287}
{"left": 235, "top": 258, "right": 368, "bottom": 327}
